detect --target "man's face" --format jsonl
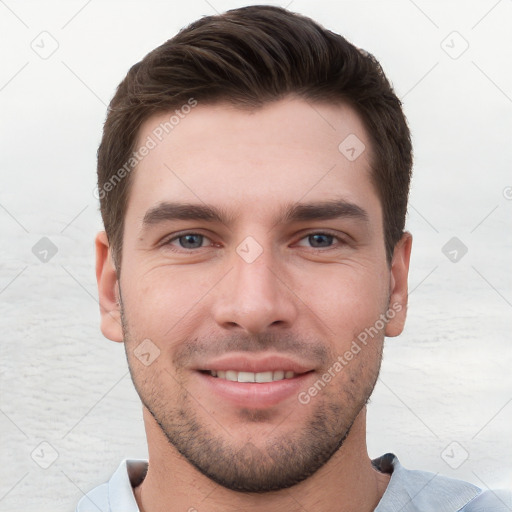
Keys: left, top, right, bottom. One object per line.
{"left": 97, "top": 97, "right": 410, "bottom": 492}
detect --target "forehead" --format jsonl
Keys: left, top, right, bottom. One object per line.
{"left": 127, "top": 97, "right": 379, "bottom": 225}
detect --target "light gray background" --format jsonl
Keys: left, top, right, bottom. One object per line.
{"left": 1, "top": 1, "right": 511, "bottom": 511}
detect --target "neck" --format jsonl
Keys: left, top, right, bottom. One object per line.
{"left": 134, "top": 407, "right": 389, "bottom": 512}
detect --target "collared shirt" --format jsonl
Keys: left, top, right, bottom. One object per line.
{"left": 76, "top": 453, "right": 512, "bottom": 511}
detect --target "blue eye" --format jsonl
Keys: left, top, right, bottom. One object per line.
{"left": 306, "top": 233, "right": 335, "bottom": 248}
{"left": 162, "top": 231, "right": 345, "bottom": 253}
{"left": 169, "top": 233, "right": 208, "bottom": 249}
{"left": 296, "top": 232, "right": 342, "bottom": 249}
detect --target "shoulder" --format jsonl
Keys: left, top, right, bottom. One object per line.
{"left": 75, "top": 459, "right": 148, "bottom": 512}
{"left": 75, "top": 482, "right": 110, "bottom": 512}
{"left": 374, "top": 453, "right": 512, "bottom": 512}
{"left": 462, "top": 488, "right": 512, "bottom": 511}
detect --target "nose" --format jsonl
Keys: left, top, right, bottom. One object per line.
{"left": 212, "top": 245, "right": 299, "bottom": 334}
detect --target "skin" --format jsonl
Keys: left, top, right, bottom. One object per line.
{"left": 96, "top": 96, "right": 412, "bottom": 512}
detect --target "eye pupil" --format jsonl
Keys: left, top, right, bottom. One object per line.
{"left": 309, "top": 234, "right": 333, "bottom": 247}
{"left": 180, "top": 234, "right": 203, "bottom": 249}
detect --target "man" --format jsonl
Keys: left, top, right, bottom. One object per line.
{"left": 78, "top": 5, "right": 512, "bottom": 511}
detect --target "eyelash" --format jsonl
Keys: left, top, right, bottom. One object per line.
{"left": 162, "top": 231, "right": 347, "bottom": 252}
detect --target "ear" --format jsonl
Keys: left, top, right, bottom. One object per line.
{"left": 385, "top": 231, "right": 412, "bottom": 337}
{"left": 95, "top": 231, "right": 123, "bottom": 342}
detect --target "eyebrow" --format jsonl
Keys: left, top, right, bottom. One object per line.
{"left": 282, "top": 200, "right": 368, "bottom": 224}
{"left": 141, "top": 199, "right": 369, "bottom": 230}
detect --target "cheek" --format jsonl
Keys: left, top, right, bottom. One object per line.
{"left": 121, "top": 265, "right": 218, "bottom": 345}
{"left": 121, "top": 254, "right": 390, "bottom": 347}
{"left": 293, "top": 263, "right": 389, "bottom": 335}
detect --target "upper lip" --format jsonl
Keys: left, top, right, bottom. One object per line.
{"left": 196, "top": 353, "right": 314, "bottom": 374}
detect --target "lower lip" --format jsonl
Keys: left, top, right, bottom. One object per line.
{"left": 197, "top": 371, "right": 313, "bottom": 408}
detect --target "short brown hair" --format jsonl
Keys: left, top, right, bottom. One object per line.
{"left": 97, "top": 5, "right": 412, "bottom": 269}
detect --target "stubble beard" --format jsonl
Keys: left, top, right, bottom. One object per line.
{"left": 120, "top": 305, "right": 383, "bottom": 493}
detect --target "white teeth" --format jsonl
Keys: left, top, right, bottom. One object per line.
{"left": 237, "top": 371, "right": 254, "bottom": 383}
{"left": 209, "top": 370, "right": 296, "bottom": 382}
{"left": 273, "top": 370, "right": 284, "bottom": 380}
{"left": 225, "top": 370, "right": 238, "bottom": 382}
{"left": 255, "top": 371, "right": 273, "bottom": 383}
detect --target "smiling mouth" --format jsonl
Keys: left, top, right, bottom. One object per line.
{"left": 203, "top": 370, "right": 305, "bottom": 383}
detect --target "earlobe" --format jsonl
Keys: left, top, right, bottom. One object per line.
{"left": 385, "top": 232, "right": 412, "bottom": 338}
{"left": 95, "top": 231, "right": 123, "bottom": 342}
